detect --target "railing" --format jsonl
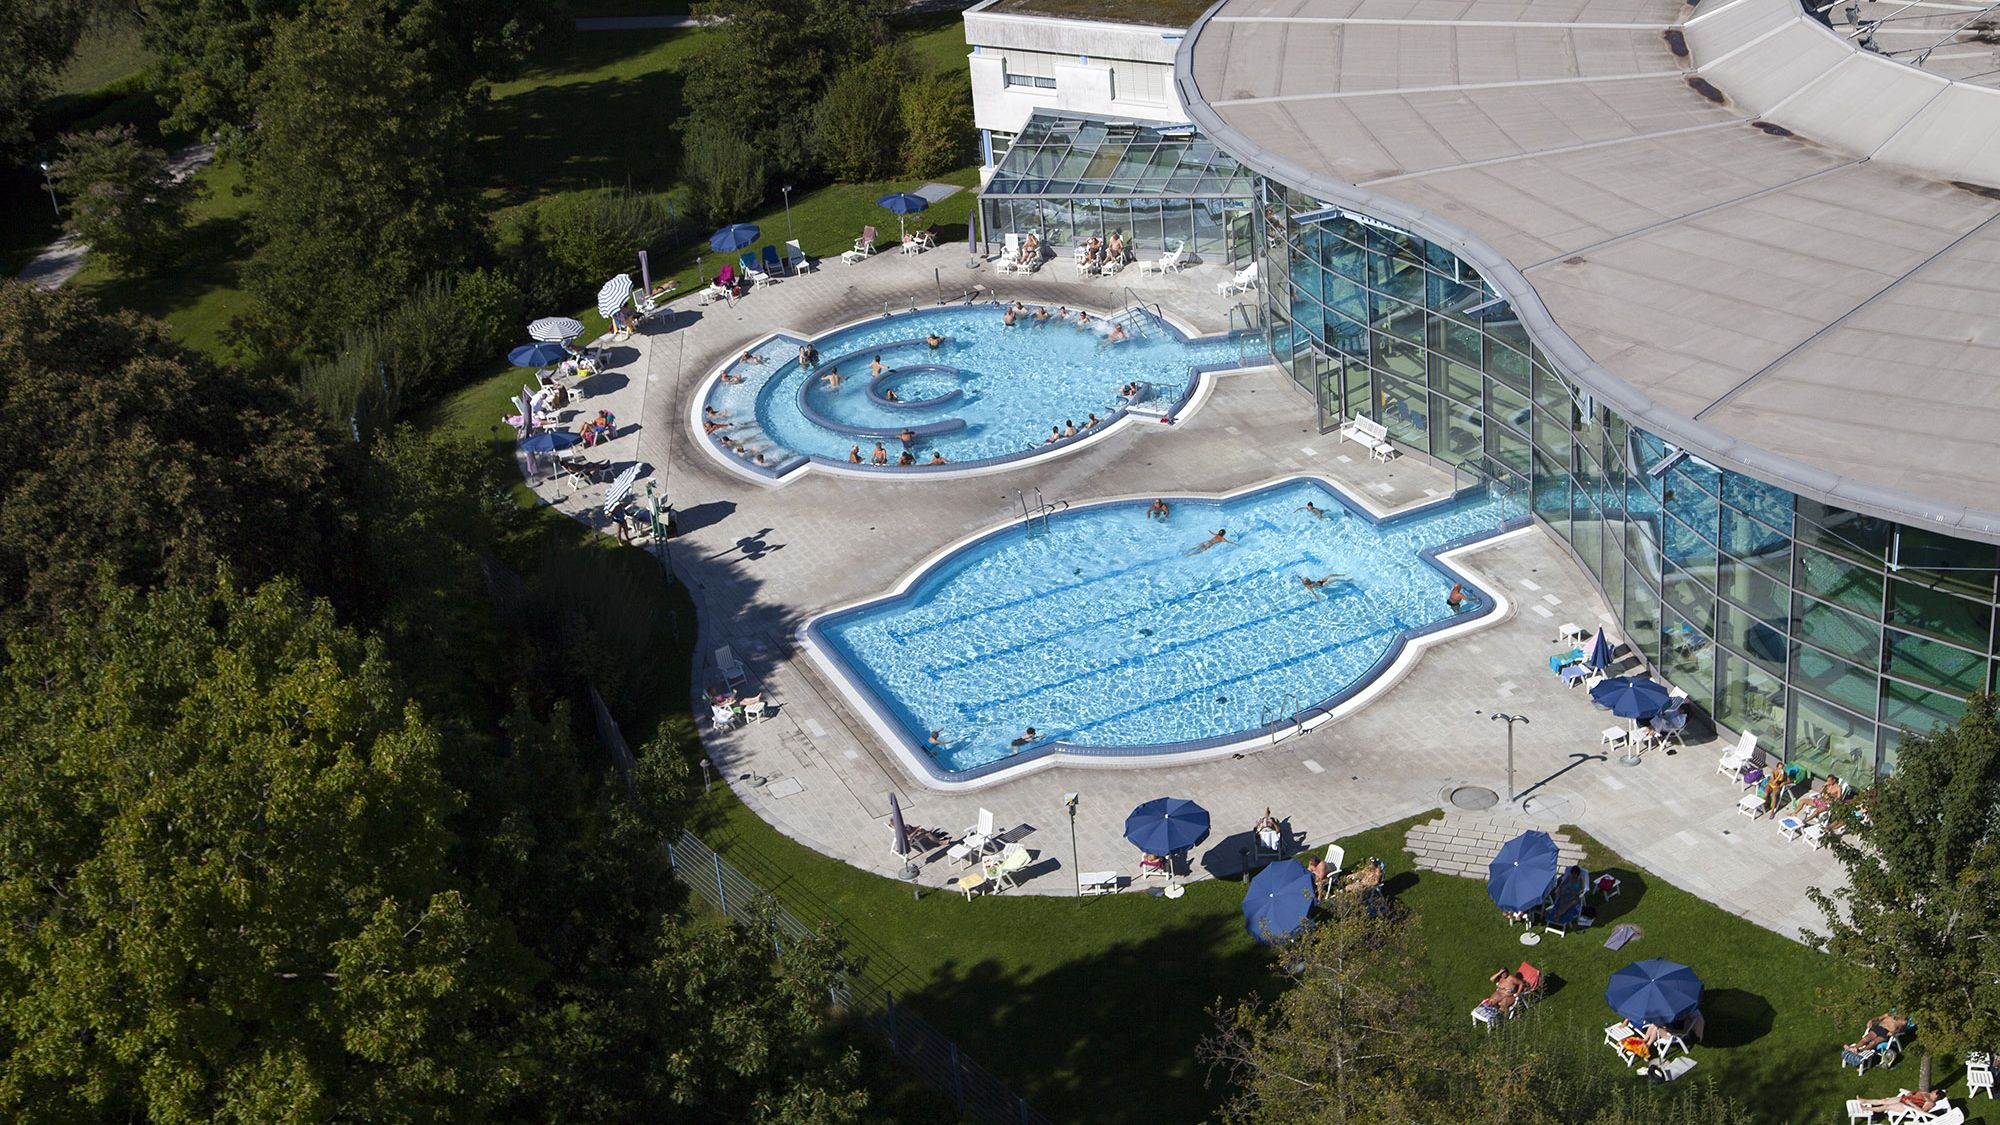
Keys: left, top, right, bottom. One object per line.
{"left": 1017, "top": 487, "right": 1068, "bottom": 533}
{"left": 665, "top": 830, "right": 1056, "bottom": 1125}
{"left": 1260, "top": 692, "right": 1304, "bottom": 743}
{"left": 1121, "top": 286, "right": 1165, "bottom": 323}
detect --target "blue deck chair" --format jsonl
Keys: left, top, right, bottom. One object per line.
{"left": 738, "top": 251, "right": 758, "bottom": 276}
{"left": 761, "top": 244, "right": 782, "bottom": 275}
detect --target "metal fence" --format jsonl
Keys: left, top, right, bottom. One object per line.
{"left": 665, "top": 830, "right": 1057, "bottom": 1125}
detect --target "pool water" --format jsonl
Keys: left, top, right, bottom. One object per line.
{"left": 703, "top": 305, "right": 1241, "bottom": 469}
{"left": 812, "top": 480, "right": 1511, "bottom": 773}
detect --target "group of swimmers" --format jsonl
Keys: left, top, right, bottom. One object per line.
{"left": 848, "top": 441, "right": 947, "bottom": 467}
{"left": 1171, "top": 502, "right": 1363, "bottom": 600}
{"left": 1044, "top": 414, "right": 1104, "bottom": 444}
{"left": 701, "top": 407, "right": 777, "bottom": 466}
{"left": 1000, "top": 302, "right": 1131, "bottom": 344}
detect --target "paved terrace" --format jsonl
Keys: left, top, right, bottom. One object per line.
{"left": 526, "top": 242, "right": 1841, "bottom": 941}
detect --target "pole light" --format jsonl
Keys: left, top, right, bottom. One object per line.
{"left": 1063, "top": 792, "right": 1080, "bottom": 898}
{"left": 38, "top": 162, "right": 59, "bottom": 220}
{"left": 781, "top": 185, "right": 794, "bottom": 241}
{"left": 1491, "top": 713, "right": 1529, "bottom": 801}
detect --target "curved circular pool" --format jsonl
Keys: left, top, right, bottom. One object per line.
{"left": 803, "top": 478, "right": 1523, "bottom": 785}
{"left": 697, "top": 304, "right": 1247, "bottom": 477}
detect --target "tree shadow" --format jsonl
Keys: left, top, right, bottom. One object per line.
{"left": 1701, "top": 987, "right": 1776, "bottom": 1048}
{"left": 474, "top": 60, "right": 689, "bottom": 206}
{"left": 72, "top": 211, "right": 251, "bottom": 326}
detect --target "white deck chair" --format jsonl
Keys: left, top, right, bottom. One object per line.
{"left": 1138, "top": 240, "right": 1185, "bottom": 275}
{"left": 714, "top": 645, "right": 747, "bottom": 690}
{"left": 841, "top": 225, "right": 878, "bottom": 263}
{"left": 1716, "top": 731, "right": 1758, "bottom": 776}
{"left": 985, "top": 844, "right": 1032, "bottom": 890}
{"left": 785, "top": 238, "right": 811, "bottom": 275}
{"left": 963, "top": 807, "right": 995, "bottom": 843}
{"left": 1216, "top": 261, "right": 1260, "bottom": 295}
{"left": 710, "top": 703, "right": 739, "bottom": 729}
{"left": 993, "top": 233, "right": 1020, "bottom": 273}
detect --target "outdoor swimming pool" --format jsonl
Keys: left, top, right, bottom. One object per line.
{"left": 806, "top": 479, "right": 1519, "bottom": 779}
{"left": 699, "top": 305, "right": 1245, "bottom": 475}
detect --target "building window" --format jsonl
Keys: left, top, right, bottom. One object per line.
{"left": 1002, "top": 51, "right": 1058, "bottom": 90}
{"left": 1114, "top": 63, "right": 1168, "bottom": 104}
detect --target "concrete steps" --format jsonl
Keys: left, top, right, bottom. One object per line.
{"left": 1406, "top": 812, "right": 1586, "bottom": 880}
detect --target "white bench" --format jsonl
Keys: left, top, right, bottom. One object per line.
{"left": 1080, "top": 870, "right": 1121, "bottom": 896}
{"left": 1339, "top": 415, "right": 1398, "bottom": 461}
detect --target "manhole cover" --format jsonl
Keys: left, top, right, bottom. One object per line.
{"left": 1450, "top": 785, "right": 1500, "bottom": 811}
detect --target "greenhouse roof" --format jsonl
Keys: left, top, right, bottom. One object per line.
{"left": 982, "top": 112, "right": 1256, "bottom": 199}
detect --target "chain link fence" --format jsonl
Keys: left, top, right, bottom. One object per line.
{"left": 665, "top": 831, "right": 1056, "bottom": 1125}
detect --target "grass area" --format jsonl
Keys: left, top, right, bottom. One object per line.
{"left": 52, "top": 16, "right": 157, "bottom": 96}
{"left": 987, "top": 0, "right": 1214, "bottom": 27}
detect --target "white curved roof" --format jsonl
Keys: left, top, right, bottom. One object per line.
{"left": 1181, "top": 0, "right": 2000, "bottom": 539}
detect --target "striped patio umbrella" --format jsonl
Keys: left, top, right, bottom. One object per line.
{"left": 603, "top": 463, "right": 641, "bottom": 512}
{"left": 597, "top": 274, "right": 634, "bottom": 318}
{"left": 528, "top": 316, "right": 585, "bottom": 342}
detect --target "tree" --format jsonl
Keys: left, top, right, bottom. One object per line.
{"left": 0, "top": 283, "right": 353, "bottom": 634}
{"left": 241, "top": 9, "right": 486, "bottom": 354}
{"left": 0, "top": 577, "right": 535, "bottom": 1122}
{"left": 143, "top": 0, "right": 564, "bottom": 139}
{"left": 900, "top": 68, "right": 973, "bottom": 179}
{"left": 682, "top": 118, "right": 769, "bottom": 226}
{"left": 814, "top": 49, "right": 906, "bottom": 182}
{"left": 48, "top": 123, "right": 204, "bottom": 271}
{"left": 536, "top": 185, "right": 681, "bottom": 288}
{"left": 0, "top": 0, "right": 92, "bottom": 159}
{"left": 680, "top": 0, "right": 897, "bottom": 181}
{"left": 1807, "top": 692, "right": 2000, "bottom": 1091}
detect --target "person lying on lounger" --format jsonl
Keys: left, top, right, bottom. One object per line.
{"left": 1846, "top": 1012, "right": 1909, "bottom": 1053}
{"left": 1483, "top": 968, "right": 1523, "bottom": 1012}
{"left": 1852, "top": 1091, "right": 1939, "bottom": 1114}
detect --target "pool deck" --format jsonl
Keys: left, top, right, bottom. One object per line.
{"left": 531, "top": 242, "right": 1842, "bottom": 942}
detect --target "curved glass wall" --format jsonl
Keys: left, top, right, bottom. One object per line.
{"left": 1255, "top": 183, "right": 2000, "bottom": 779}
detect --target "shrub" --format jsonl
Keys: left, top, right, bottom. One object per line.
{"left": 682, "top": 119, "right": 769, "bottom": 227}
{"left": 300, "top": 269, "right": 523, "bottom": 433}
{"left": 900, "top": 69, "right": 973, "bottom": 179}
{"left": 48, "top": 124, "right": 205, "bottom": 272}
{"left": 815, "top": 49, "right": 906, "bottom": 182}
{"left": 535, "top": 185, "right": 679, "bottom": 286}
{"left": 450, "top": 267, "right": 525, "bottom": 360}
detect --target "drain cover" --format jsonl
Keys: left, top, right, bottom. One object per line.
{"left": 1450, "top": 785, "right": 1500, "bottom": 811}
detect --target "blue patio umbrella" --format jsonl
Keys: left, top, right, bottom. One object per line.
{"left": 1584, "top": 626, "right": 1616, "bottom": 671}
{"left": 1486, "top": 830, "right": 1561, "bottom": 914}
{"left": 1123, "top": 797, "right": 1210, "bottom": 858}
{"left": 1590, "top": 676, "right": 1673, "bottom": 721}
{"left": 509, "top": 342, "right": 569, "bottom": 367}
{"left": 708, "top": 224, "right": 761, "bottom": 252}
{"left": 1606, "top": 959, "right": 1704, "bottom": 1027}
{"left": 519, "top": 430, "right": 581, "bottom": 454}
{"left": 1243, "top": 861, "right": 1315, "bottom": 943}
{"left": 876, "top": 192, "right": 931, "bottom": 241}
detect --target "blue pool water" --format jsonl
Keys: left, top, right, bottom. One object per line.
{"left": 811, "top": 479, "right": 1512, "bottom": 775}
{"left": 702, "top": 305, "right": 1241, "bottom": 470}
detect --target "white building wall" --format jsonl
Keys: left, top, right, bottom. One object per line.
{"left": 962, "top": 1, "right": 1189, "bottom": 144}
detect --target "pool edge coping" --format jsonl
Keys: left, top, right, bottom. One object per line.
{"left": 796, "top": 474, "right": 1534, "bottom": 793}
{"left": 686, "top": 302, "right": 1271, "bottom": 485}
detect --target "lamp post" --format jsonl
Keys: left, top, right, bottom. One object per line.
{"left": 781, "top": 185, "right": 794, "bottom": 241}
{"left": 1491, "top": 712, "right": 1529, "bottom": 801}
{"left": 37, "top": 162, "right": 59, "bottom": 220}
{"left": 1063, "top": 792, "right": 1080, "bottom": 898}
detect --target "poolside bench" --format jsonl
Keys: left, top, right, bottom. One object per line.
{"left": 1339, "top": 415, "right": 1398, "bottom": 461}
{"left": 1080, "top": 871, "right": 1121, "bottom": 896}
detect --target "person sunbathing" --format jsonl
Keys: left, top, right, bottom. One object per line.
{"left": 1483, "top": 968, "right": 1523, "bottom": 1012}
{"left": 1847, "top": 1012, "right": 1909, "bottom": 1053}
{"left": 1305, "top": 854, "right": 1332, "bottom": 898}
{"left": 1853, "top": 1091, "right": 1940, "bottom": 1114}
{"left": 1340, "top": 861, "right": 1382, "bottom": 894}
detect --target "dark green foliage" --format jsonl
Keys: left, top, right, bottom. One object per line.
{"left": 241, "top": 10, "right": 486, "bottom": 355}
{"left": 680, "top": 0, "right": 898, "bottom": 182}
{"left": 814, "top": 48, "right": 908, "bottom": 182}
{"left": 535, "top": 185, "right": 681, "bottom": 288}
{"left": 0, "top": 0, "right": 93, "bottom": 158}
{"left": 1808, "top": 691, "right": 2000, "bottom": 1090}
{"left": 143, "top": 0, "right": 566, "bottom": 139}
{"left": 48, "top": 124, "right": 204, "bottom": 272}
{"left": 682, "top": 118, "right": 770, "bottom": 226}
{"left": 300, "top": 271, "right": 520, "bottom": 429}
{"left": 899, "top": 68, "right": 973, "bottom": 179}
{"left": 0, "top": 283, "right": 352, "bottom": 633}
{"left": 451, "top": 265, "right": 525, "bottom": 360}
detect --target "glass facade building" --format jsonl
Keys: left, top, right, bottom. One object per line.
{"left": 978, "top": 112, "right": 1258, "bottom": 266}
{"left": 1254, "top": 182, "right": 2000, "bottom": 780}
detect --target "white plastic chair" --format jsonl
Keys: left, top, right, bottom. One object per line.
{"left": 1216, "top": 261, "right": 1259, "bottom": 295}
{"left": 1138, "top": 240, "right": 1185, "bottom": 275}
{"left": 710, "top": 704, "right": 739, "bottom": 730}
{"left": 841, "top": 226, "right": 877, "bottom": 263}
{"left": 1716, "top": 730, "right": 1758, "bottom": 776}
{"left": 714, "top": 645, "right": 747, "bottom": 690}
{"left": 1967, "top": 1054, "right": 1994, "bottom": 1099}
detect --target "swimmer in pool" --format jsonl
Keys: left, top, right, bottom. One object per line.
{"left": 870, "top": 443, "right": 889, "bottom": 465}
{"left": 1147, "top": 498, "right": 1171, "bottom": 520}
{"left": 1103, "top": 324, "right": 1129, "bottom": 345}
{"left": 1301, "top": 501, "right": 1327, "bottom": 520}
{"left": 926, "top": 332, "right": 944, "bottom": 350}
{"left": 870, "top": 355, "right": 887, "bottom": 378}
{"left": 821, "top": 367, "right": 843, "bottom": 388}
{"left": 882, "top": 388, "right": 899, "bottom": 402}
{"left": 928, "top": 451, "right": 948, "bottom": 465}
{"left": 1187, "top": 528, "right": 1238, "bottom": 555}
{"left": 848, "top": 445, "right": 862, "bottom": 463}
{"left": 1010, "top": 726, "right": 1039, "bottom": 748}
{"left": 1032, "top": 306, "right": 1050, "bottom": 324}
{"left": 1300, "top": 573, "right": 1348, "bottom": 600}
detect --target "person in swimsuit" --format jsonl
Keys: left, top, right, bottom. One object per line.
{"left": 1301, "top": 501, "right": 1327, "bottom": 520}
{"left": 847, "top": 445, "right": 862, "bottom": 463}
{"left": 821, "top": 367, "right": 843, "bottom": 388}
{"left": 1188, "top": 528, "right": 1238, "bottom": 554}
{"left": 1147, "top": 499, "right": 1170, "bottom": 521}
{"left": 1300, "top": 573, "right": 1347, "bottom": 600}
{"left": 870, "top": 443, "right": 888, "bottom": 465}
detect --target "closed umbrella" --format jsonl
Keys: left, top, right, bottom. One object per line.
{"left": 602, "top": 463, "right": 641, "bottom": 512}
{"left": 519, "top": 430, "right": 581, "bottom": 454}
{"left": 709, "top": 223, "right": 760, "bottom": 252}
{"left": 1486, "top": 830, "right": 1561, "bottom": 914}
{"left": 877, "top": 192, "right": 931, "bottom": 242}
{"left": 1585, "top": 626, "right": 1616, "bottom": 671}
{"left": 1606, "top": 959, "right": 1704, "bottom": 1027}
{"left": 597, "top": 273, "right": 634, "bottom": 319}
{"left": 1124, "top": 797, "right": 1210, "bottom": 863}
{"left": 1243, "top": 861, "right": 1316, "bottom": 943}
{"left": 510, "top": 342, "right": 569, "bottom": 367}
{"left": 528, "top": 317, "right": 585, "bottom": 342}
{"left": 888, "top": 792, "right": 909, "bottom": 858}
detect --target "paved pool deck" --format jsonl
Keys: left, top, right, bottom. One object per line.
{"left": 526, "top": 242, "right": 1842, "bottom": 941}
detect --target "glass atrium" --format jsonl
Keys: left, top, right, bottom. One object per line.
{"left": 978, "top": 111, "right": 1258, "bottom": 266}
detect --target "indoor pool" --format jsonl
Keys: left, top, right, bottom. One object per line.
{"left": 807, "top": 479, "right": 1512, "bottom": 776}
{"left": 701, "top": 305, "right": 1242, "bottom": 474}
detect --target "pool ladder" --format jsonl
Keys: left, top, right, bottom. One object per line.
{"left": 1017, "top": 488, "right": 1069, "bottom": 536}
{"left": 1261, "top": 693, "right": 1305, "bottom": 744}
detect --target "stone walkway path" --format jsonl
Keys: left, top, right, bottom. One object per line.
{"left": 1406, "top": 813, "right": 1585, "bottom": 878}
{"left": 15, "top": 142, "right": 216, "bottom": 290}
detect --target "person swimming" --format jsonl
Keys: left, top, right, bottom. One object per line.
{"left": 847, "top": 445, "right": 862, "bottom": 464}
{"left": 1104, "top": 324, "right": 1129, "bottom": 344}
{"left": 1447, "top": 582, "right": 1468, "bottom": 611}
{"left": 1147, "top": 498, "right": 1170, "bottom": 520}
{"left": 869, "top": 355, "right": 887, "bottom": 378}
{"left": 870, "top": 443, "right": 889, "bottom": 465}
{"left": 926, "top": 332, "right": 944, "bottom": 350}
{"left": 1300, "top": 573, "right": 1347, "bottom": 600}
{"left": 1010, "top": 726, "right": 1038, "bottom": 748}
{"left": 1032, "top": 306, "right": 1050, "bottom": 324}
{"left": 928, "top": 451, "right": 948, "bottom": 465}
{"left": 1002, "top": 306, "right": 1017, "bottom": 327}
{"left": 1187, "top": 528, "right": 1238, "bottom": 554}
{"left": 1301, "top": 501, "right": 1327, "bottom": 520}
{"left": 821, "top": 367, "right": 843, "bottom": 388}
{"left": 898, "top": 428, "right": 917, "bottom": 445}
{"left": 882, "top": 388, "right": 899, "bottom": 402}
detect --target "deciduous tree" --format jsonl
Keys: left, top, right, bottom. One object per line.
{"left": 0, "top": 0, "right": 93, "bottom": 159}
{"left": 1808, "top": 692, "right": 2000, "bottom": 1091}
{"left": 814, "top": 49, "right": 907, "bottom": 182}
{"left": 900, "top": 68, "right": 972, "bottom": 179}
{"left": 48, "top": 123, "right": 204, "bottom": 271}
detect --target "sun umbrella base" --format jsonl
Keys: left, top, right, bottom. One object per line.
{"left": 1618, "top": 750, "right": 1643, "bottom": 767}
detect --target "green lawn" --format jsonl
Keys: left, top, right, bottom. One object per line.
{"left": 52, "top": 15, "right": 157, "bottom": 96}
